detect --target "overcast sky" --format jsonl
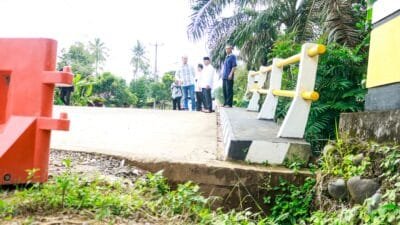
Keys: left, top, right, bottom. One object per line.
{"left": 0, "top": 0, "right": 209, "bottom": 81}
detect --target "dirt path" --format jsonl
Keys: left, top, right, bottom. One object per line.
{"left": 49, "top": 150, "right": 146, "bottom": 181}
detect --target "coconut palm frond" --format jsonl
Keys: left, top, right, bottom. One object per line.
{"left": 188, "top": 0, "right": 275, "bottom": 40}
{"left": 210, "top": 37, "right": 230, "bottom": 70}
{"left": 207, "top": 10, "right": 252, "bottom": 49}
{"left": 188, "top": 0, "right": 233, "bottom": 40}
{"left": 233, "top": 10, "right": 278, "bottom": 67}
{"left": 319, "top": 0, "right": 360, "bottom": 47}
{"left": 292, "top": 0, "right": 321, "bottom": 41}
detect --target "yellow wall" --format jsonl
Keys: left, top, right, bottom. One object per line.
{"left": 367, "top": 15, "right": 400, "bottom": 88}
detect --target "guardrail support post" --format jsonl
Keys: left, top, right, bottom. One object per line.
{"left": 247, "top": 70, "right": 268, "bottom": 111}
{"left": 277, "top": 43, "right": 320, "bottom": 138}
{"left": 258, "top": 58, "right": 283, "bottom": 120}
{"left": 246, "top": 71, "right": 259, "bottom": 111}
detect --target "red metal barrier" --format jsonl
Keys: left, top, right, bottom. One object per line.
{"left": 0, "top": 38, "right": 73, "bottom": 184}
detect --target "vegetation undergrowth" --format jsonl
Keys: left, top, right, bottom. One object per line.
{"left": 0, "top": 160, "right": 265, "bottom": 224}
{"left": 263, "top": 177, "right": 316, "bottom": 225}
{"left": 311, "top": 139, "right": 400, "bottom": 224}
{"left": 0, "top": 161, "right": 317, "bottom": 224}
{"left": 2, "top": 139, "right": 399, "bottom": 224}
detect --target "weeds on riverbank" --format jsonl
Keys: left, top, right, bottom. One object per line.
{"left": 2, "top": 140, "right": 399, "bottom": 224}
{"left": 0, "top": 160, "right": 267, "bottom": 224}
{"left": 310, "top": 140, "right": 400, "bottom": 224}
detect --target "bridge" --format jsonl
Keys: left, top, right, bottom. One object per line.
{"left": 48, "top": 105, "right": 310, "bottom": 209}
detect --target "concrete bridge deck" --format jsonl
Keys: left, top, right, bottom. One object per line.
{"left": 52, "top": 106, "right": 217, "bottom": 163}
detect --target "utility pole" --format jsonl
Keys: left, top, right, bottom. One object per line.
{"left": 150, "top": 41, "right": 164, "bottom": 80}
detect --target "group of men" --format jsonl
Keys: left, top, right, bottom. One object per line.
{"left": 172, "top": 44, "right": 237, "bottom": 112}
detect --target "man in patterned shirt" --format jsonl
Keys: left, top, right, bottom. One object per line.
{"left": 175, "top": 55, "right": 196, "bottom": 111}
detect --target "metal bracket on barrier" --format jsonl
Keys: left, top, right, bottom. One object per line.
{"left": 42, "top": 72, "right": 73, "bottom": 85}
{"left": 37, "top": 113, "right": 70, "bottom": 131}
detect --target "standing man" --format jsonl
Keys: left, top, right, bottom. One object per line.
{"left": 176, "top": 55, "right": 196, "bottom": 111}
{"left": 222, "top": 44, "right": 237, "bottom": 108}
{"left": 200, "top": 57, "right": 216, "bottom": 113}
{"left": 58, "top": 67, "right": 74, "bottom": 105}
{"left": 60, "top": 86, "right": 74, "bottom": 105}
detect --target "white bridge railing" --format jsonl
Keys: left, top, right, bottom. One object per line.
{"left": 245, "top": 43, "right": 326, "bottom": 138}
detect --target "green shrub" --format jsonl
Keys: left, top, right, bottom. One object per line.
{"left": 233, "top": 66, "right": 250, "bottom": 107}
{"left": 310, "top": 141, "right": 400, "bottom": 225}
{"left": 264, "top": 177, "right": 316, "bottom": 225}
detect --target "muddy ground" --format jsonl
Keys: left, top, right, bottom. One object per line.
{"left": 48, "top": 150, "right": 146, "bottom": 181}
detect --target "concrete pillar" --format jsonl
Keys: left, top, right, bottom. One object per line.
{"left": 365, "top": 0, "right": 400, "bottom": 111}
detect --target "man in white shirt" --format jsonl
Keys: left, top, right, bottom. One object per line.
{"left": 175, "top": 55, "right": 196, "bottom": 111}
{"left": 199, "top": 57, "right": 216, "bottom": 113}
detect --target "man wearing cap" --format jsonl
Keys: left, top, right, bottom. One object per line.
{"left": 222, "top": 44, "right": 237, "bottom": 107}
{"left": 175, "top": 55, "right": 196, "bottom": 111}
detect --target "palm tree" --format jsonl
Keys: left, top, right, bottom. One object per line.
{"left": 89, "top": 38, "right": 109, "bottom": 76}
{"left": 188, "top": 0, "right": 365, "bottom": 68}
{"left": 130, "top": 40, "right": 150, "bottom": 80}
{"left": 188, "top": 0, "right": 308, "bottom": 68}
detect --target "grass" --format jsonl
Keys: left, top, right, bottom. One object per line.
{"left": 0, "top": 160, "right": 266, "bottom": 224}
{"left": 3, "top": 139, "right": 398, "bottom": 224}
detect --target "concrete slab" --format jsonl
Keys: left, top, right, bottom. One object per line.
{"left": 219, "top": 107, "right": 311, "bottom": 164}
{"left": 51, "top": 106, "right": 217, "bottom": 163}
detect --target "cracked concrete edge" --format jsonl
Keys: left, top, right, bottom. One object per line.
{"left": 51, "top": 148, "right": 311, "bottom": 187}
{"left": 51, "top": 147, "right": 312, "bottom": 210}
{"left": 215, "top": 109, "right": 226, "bottom": 160}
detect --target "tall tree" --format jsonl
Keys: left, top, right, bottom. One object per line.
{"left": 130, "top": 40, "right": 150, "bottom": 80}
{"left": 89, "top": 38, "right": 109, "bottom": 76}
{"left": 57, "top": 42, "right": 95, "bottom": 77}
{"left": 129, "top": 77, "right": 151, "bottom": 108}
{"left": 92, "top": 72, "right": 137, "bottom": 107}
{"left": 188, "top": 0, "right": 304, "bottom": 68}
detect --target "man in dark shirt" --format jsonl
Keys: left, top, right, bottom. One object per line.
{"left": 60, "top": 86, "right": 74, "bottom": 105}
{"left": 222, "top": 44, "right": 237, "bottom": 107}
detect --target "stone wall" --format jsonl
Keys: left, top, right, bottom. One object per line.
{"left": 340, "top": 110, "right": 400, "bottom": 143}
